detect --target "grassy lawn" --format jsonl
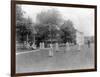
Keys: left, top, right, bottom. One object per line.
{"left": 16, "top": 43, "right": 94, "bottom": 73}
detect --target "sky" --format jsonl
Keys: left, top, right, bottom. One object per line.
{"left": 17, "top": 4, "right": 95, "bottom": 36}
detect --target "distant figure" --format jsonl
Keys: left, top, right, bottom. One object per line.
{"left": 40, "top": 43, "right": 42, "bottom": 49}
{"left": 87, "top": 40, "right": 91, "bottom": 48}
{"left": 42, "top": 42, "right": 45, "bottom": 48}
{"left": 32, "top": 43, "right": 36, "bottom": 50}
{"left": 49, "top": 44, "right": 53, "bottom": 57}
{"left": 66, "top": 42, "right": 70, "bottom": 52}
{"left": 26, "top": 42, "right": 30, "bottom": 49}
{"left": 55, "top": 43, "right": 59, "bottom": 52}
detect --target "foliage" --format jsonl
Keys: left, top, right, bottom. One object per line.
{"left": 36, "top": 9, "right": 62, "bottom": 25}
{"left": 60, "top": 20, "right": 76, "bottom": 43}
{"left": 16, "top": 6, "right": 76, "bottom": 46}
{"left": 35, "top": 9, "right": 62, "bottom": 44}
{"left": 16, "top": 5, "right": 33, "bottom": 44}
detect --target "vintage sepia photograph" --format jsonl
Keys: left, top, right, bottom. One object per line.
{"left": 11, "top": 1, "right": 97, "bottom": 76}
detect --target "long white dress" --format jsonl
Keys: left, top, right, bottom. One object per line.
{"left": 66, "top": 42, "right": 70, "bottom": 51}
{"left": 49, "top": 44, "right": 53, "bottom": 57}
{"left": 55, "top": 43, "right": 59, "bottom": 51}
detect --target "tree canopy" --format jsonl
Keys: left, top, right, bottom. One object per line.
{"left": 16, "top": 6, "right": 77, "bottom": 47}
{"left": 60, "top": 20, "right": 76, "bottom": 43}
{"left": 16, "top": 5, "right": 33, "bottom": 44}
{"left": 36, "top": 9, "right": 62, "bottom": 25}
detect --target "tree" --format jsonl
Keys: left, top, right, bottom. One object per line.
{"left": 16, "top": 5, "right": 24, "bottom": 21}
{"left": 35, "top": 9, "right": 62, "bottom": 44}
{"left": 60, "top": 20, "right": 76, "bottom": 43}
{"left": 34, "top": 23, "right": 49, "bottom": 47}
{"left": 36, "top": 9, "right": 62, "bottom": 25}
{"left": 16, "top": 5, "right": 33, "bottom": 47}
{"left": 16, "top": 5, "right": 25, "bottom": 43}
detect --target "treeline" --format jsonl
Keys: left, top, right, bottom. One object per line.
{"left": 16, "top": 5, "right": 76, "bottom": 47}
